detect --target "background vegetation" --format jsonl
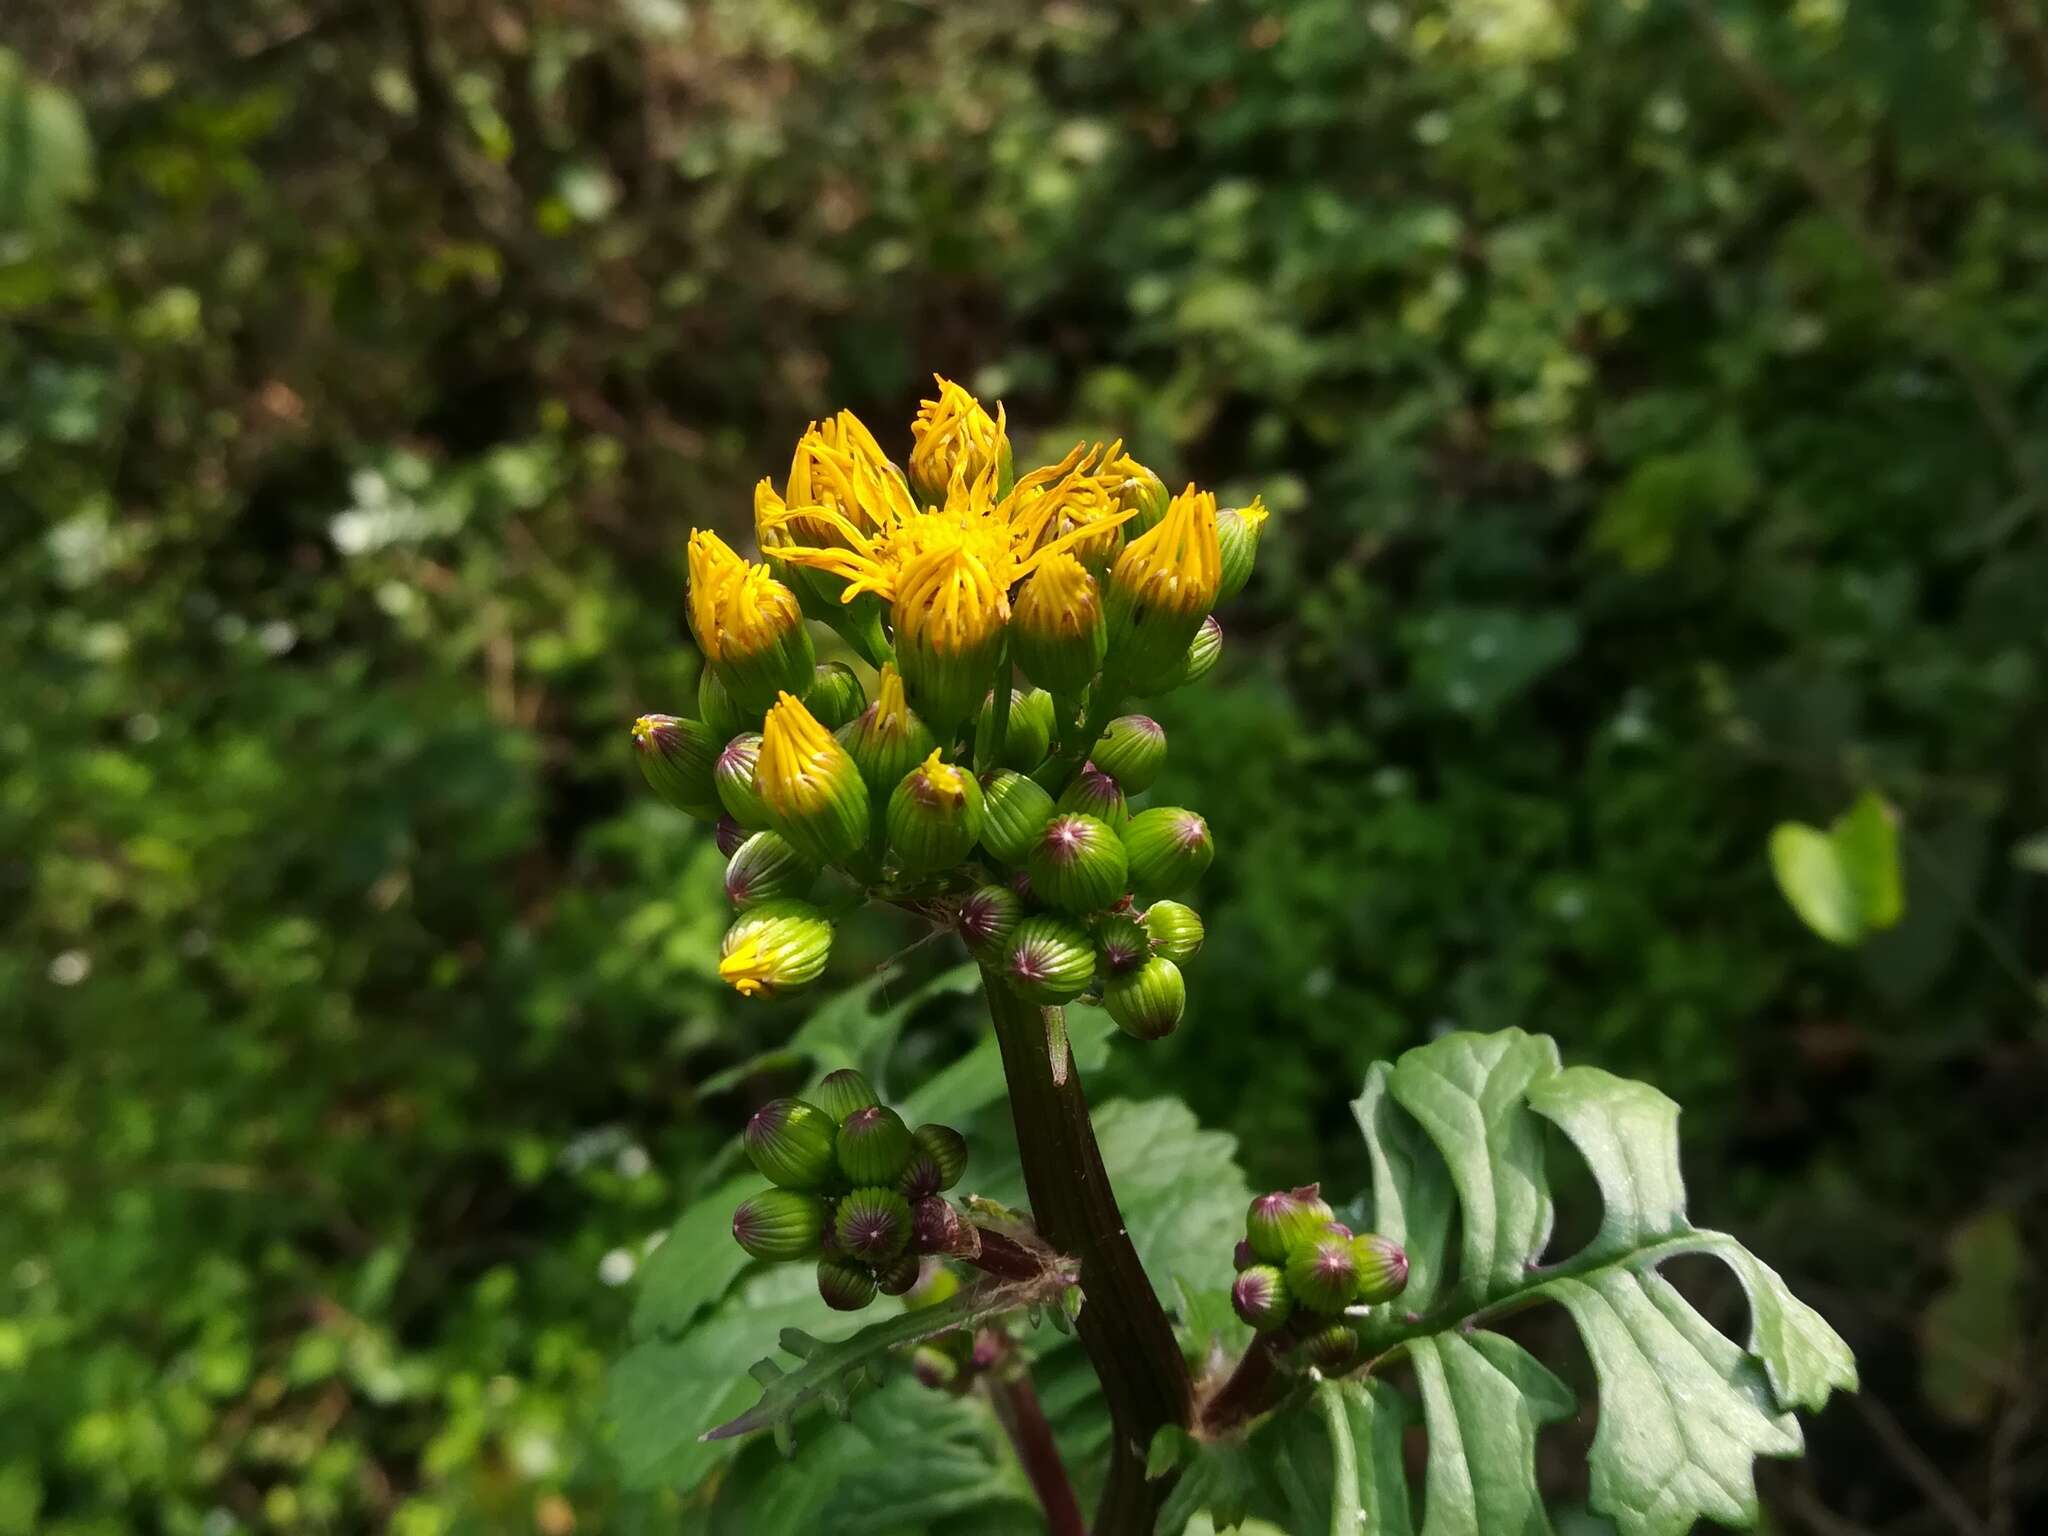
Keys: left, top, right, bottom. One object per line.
{"left": 6, "top": 0, "right": 2044, "bottom": 1530}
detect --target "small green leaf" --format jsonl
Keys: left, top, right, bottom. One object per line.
{"left": 1919, "top": 1209, "right": 2023, "bottom": 1426}
{"left": 1769, "top": 790, "right": 1903, "bottom": 946}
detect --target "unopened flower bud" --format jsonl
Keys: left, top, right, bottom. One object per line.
{"left": 1011, "top": 553, "right": 1107, "bottom": 697}
{"left": 909, "top": 1195, "right": 965, "bottom": 1255}
{"left": 714, "top": 814, "right": 749, "bottom": 858}
{"left": 1146, "top": 615, "right": 1223, "bottom": 696}
{"left": 912, "top": 1124, "right": 969, "bottom": 1191}
{"left": 1105, "top": 487, "right": 1222, "bottom": 691}
{"left": 686, "top": 530, "right": 816, "bottom": 714}
{"left": 836, "top": 1186, "right": 913, "bottom": 1263}
{"left": 1103, "top": 956, "right": 1185, "bottom": 1040}
{"left": 1092, "top": 715, "right": 1166, "bottom": 794}
{"left": 715, "top": 733, "right": 770, "bottom": 829}
{"left": 1299, "top": 1322, "right": 1359, "bottom": 1371}
{"left": 874, "top": 1254, "right": 922, "bottom": 1296}
{"left": 1121, "top": 807, "right": 1213, "bottom": 898}
{"left": 725, "top": 830, "right": 819, "bottom": 910}
{"left": 980, "top": 686, "right": 1056, "bottom": 771}
{"left": 1286, "top": 1235, "right": 1361, "bottom": 1314}
{"left": 1233, "top": 1238, "right": 1256, "bottom": 1272}
{"left": 632, "top": 714, "right": 722, "bottom": 819}
{"left": 805, "top": 661, "right": 867, "bottom": 730}
{"left": 1056, "top": 764, "right": 1129, "bottom": 828}
{"left": 732, "top": 1188, "right": 825, "bottom": 1261}
{"left": 1142, "top": 900, "right": 1205, "bottom": 964}
{"left": 900, "top": 1150, "right": 943, "bottom": 1200}
{"left": 1246, "top": 1187, "right": 1332, "bottom": 1265}
{"left": 1350, "top": 1234, "right": 1409, "bottom": 1305}
{"left": 887, "top": 750, "right": 984, "bottom": 877}
{"left": 816, "top": 1256, "right": 878, "bottom": 1312}
{"left": 1028, "top": 814, "right": 1130, "bottom": 914}
{"left": 699, "top": 667, "right": 747, "bottom": 741}
{"left": 894, "top": 548, "right": 1008, "bottom": 732}
{"left": 757, "top": 692, "right": 871, "bottom": 865}
{"left": 837, "top": 1105, "right": 914, "bottom": 1187}
{"left": 743, "top": 1097, "right": 839, "bottom": 1190}
{"left": 1003, "top": 914, "right": 1098, "bottom": 1004}
{"left": 812, "top": 1067, "right": 881, "bottom": 1125}
{"left": 838, "top": 663, "right": 937, "bottom": 803}
{"left": 1094, "top": 915, "right": 1151, "bottom": 975}
{"left": 979, "top": 771, "right": 1056, "bottom": 865}
{"left": 956, "top": 883, "right": 1024, "bottom": 963}
{"left": 718, "top": 899, "right": 833, "bottom": 999}
{"left": 1110, "top": 454, "right": 1170, "bottom": 538}
{"left": 1231, "top": 1264, "right": 1294, "bottom": 1332}
{"left": 1008, "top": 867, "right": 1037, "bottom": 903}
{"left": 1215, "top": 499, "right": 1268, "bottom": 603}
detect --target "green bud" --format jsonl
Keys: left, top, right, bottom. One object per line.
{"left": 632, "top": 714, "right": 723, "bottom": 819}
{"left": 978, "top": 770, "right": 1057, "bottom": 865}
{"left": 1215, "top": 500, "right": 1267, "bottom": 603}
{"left": 1234, "top": 1238, "right": 1256, "bottom": 1271}
{"left": 1246, "top": 1187, "right": 1333, "bottom": 1265}
{"left": 1285, "top": 1235, "right": 1361, "bottom": 1314}
{"left": 718, "top": 899, "right": 833, "bottom": 999}
{"left": 1231, "top": 1264, "right": 1294, "bottom": 1332}
{"left": 837, "top": 664, "right": 938, "bottom": 805}
{"left": 812, "top": 1067, "right": 881, "bottom": 1125}
{"left": 725, "top": 830, "right": 819, "bottom": 910}
{"left": 1093, "top": 914, "right": 1151, "bottom": 975}
{"left": 1350, "top": 1234, "right": 1409, "bottom": 1305}
{"left": 1011, "top": 558, "right": 1107, "bottom": 698}
{"left": 699, "top": 667, "right": 747, "bottom": 741}
{"left": 1142, "top": 900, "right": 1205, "bottom": 964}
{"left": 886, "top": 751, "right": 984, "bottom": 877}
{"left": 1299, "top": 1322, "right": 1359, "bottom": 1371}
{"left": 816, "top": 1256, "right": 878, "bottom": 1312}
{"left": 743, "top": 1097, "right": 839, "bottom": 1190}
{"left": 1003, "top": 914, "right": 1098, "bottom": 1004}
{"left": 836, "top": 1105, "right": 915, "bottom": 1186}
{"left": 1057, "top": 765, "right": 1130, "bottom": 828}
{"left": 955, "top": 883, "right": 1024, "bottom": 963}
{"left": 714, "top": 733, "right": 770, "bottom": 829}
{"left": 1028, "top": 814, "right": 1130, "bottom": 914}
{"left": 731, "top": 1188, "right": 825, "bottom": 1261}
{"left": 900, "top": 1148, "right": 944, "bottom": 1200}
{"left": 912, "top": 1124, "right": 969, "bottom": 1191}
{"left": 979, "top": 686, "right": 1057, "bottom": 772}
{"left": 1144, "top": 615, "right": 1223, "bottom": 696}
{"left": 714, "top": 815, "right": 748, "bottom": 858}
{"left": 1103, "top": 955, "right": 1185, "bottom": 1040}
{"left": 805, "top": 661, "right": 867, "bottom": 730}
{"left": 873, "top": 1254, "right": 922, "bottom": 1297}
{"left": 835, "top": 1186, "right": 913, "bottom": 1263}
{"left": 1121, "top": 807, "right": 1213, "bottom": 898}
{"left": 1092, "top": 714, "right": 1166, "bottom": 794}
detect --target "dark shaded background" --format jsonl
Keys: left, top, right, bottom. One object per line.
{"left": 4, "top": 0, "right": 2043, "bottom": 1530}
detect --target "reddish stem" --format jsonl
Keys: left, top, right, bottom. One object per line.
{"left": 983, "top": 1341, "right": 1087, "bottom": 1536}
{"left": 1197, "top": 1332, "right": 1285, "bottom": 1436}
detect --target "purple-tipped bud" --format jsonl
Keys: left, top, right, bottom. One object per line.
{"left": 805, "top": 662, "right": 867, "bottom": 730}
{"left": 1094, "top": 915, "right": 1152, "bottom": 976}
{"left": 713, "top": 733, "right": 770, "bottom": 829}
{"left": 1231, "top": 1264, "right": 1295, "bottom": 1332}
{"left": 911, "top": 1124, "right": 969, "bottom": 1191}
{"left": 835, "top": 1186, "right": 912, "bottom": 1263}
{"left": 980, "top": 687, "right": 1056, "bottom": 772}
{"left": 1102, "top": 955, "right": 1185, "bottom": 1041}
{"left": 724, "top": 829, "right": 819, "bottom": 910}
{"left": 909, "top": 1196, "right": 966, "bottom": 1256}
{"left": 1093, "top": 714, "right": 1167, "bottom": 794}
{"left": 1057, "top": 764, "right": 1130, "bottom": 828}
{"left": 836, "top": 1105, "right": 914, "bottom": 1187}
{"left": 631, "top": 714, "right": 723, "bottom": 819}
{"left": 1003, "top": 914, "right": 1098, "bottom": 1004}
{"left": 1246, "top": 1190, "right": 1314, "bottom": 1265}
{"left": 900, "top": 1149, "right": 944, "bottom": 1200}
{"left": 978, "top": 771, "right": 1057, "bottom": 866}
{"left": 812, "top": 1067, "right": 880, "bottom": 1125}
{"left": 731, "top": 1188, "right": 825, "bottom": 1261}
{"left": 1285, "top": 1236, "right": 1362, "bottom": 1315}
{"left": 956, "top": 883, "right": 1024, "bottom": 963}
{"left": 1234, "top": 1238, "right": 1256, "bottom": 1272}
{"left": 873, "top": 1254, "right": 922, "bottom": 1296}
{"left": 742, "top": 1097, "right": 838, "bottom": 1190}
{"left": 714, "top": 814, "right": 749, "bottom": 859}
{"left": 1142, "top": 900, "right": 1205, "bottom": 964}
{"left": 1028, "top": 814, "right": 1129, "bottom": 914}
{"left": 816, "top": 1256, "right": 878, "bottom": 1312}
{"left": 1121, "top": 807, "right": 1213, "bottom": 899}
{"left": 886, "top": 750, "right": 985, "bottom": 877}
{"left": 1351, "top": 1234, "right": 1409, "bottom": 1305}
{"left": 1299, "top": 1322, "right": 1359, "bottom": 1371}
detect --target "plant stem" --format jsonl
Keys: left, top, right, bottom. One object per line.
{"left": 983, "top": 1339, "right": 1088, "bottom": 1536}
{"left": 1034, "top": 687, "right": 1122, "bottom": 797}
{"left": 1197, "top": 1332, "right": 1285, "bottom": 1436}
{"left": 980, "top": 969, "right": 1192, "bottom": 1534}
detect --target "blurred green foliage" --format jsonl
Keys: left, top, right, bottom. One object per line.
{"left": 6, "top": 0, "right": 2045, "bottom": 1529}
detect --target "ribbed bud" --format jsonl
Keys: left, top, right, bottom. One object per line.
{"left": 893, "top": 548, "right": 1008, "bottom": 732}
{"left": 874, "top": 1255, "right": 922, "bottom": 1297}
{"left": 1008, "top": 867, "right": 1037, "bottom": 903}
{"left": 805, "top": 661, "right": 867, "bottom": 730}
{"left": 1092, "top": 715, "right": 1166, "bottom": 794}
{"left": 1231, "top": 1264, "right": 1295, "bottom": 1332}
{"left": 742, "top": 1097, "right": 839, "bottom": 1190}
{"left": 1028, "top": 814, "right": 1130, "bottom": 915}
{"left": 714, "top": 814, "right": 749, "bottom": 859}
{"left": 699, "top": 667, "right": 747, "bottom": 741}
{"left": 631, "top": 714, "right": 723, "bottom": 819}
{"left": 718, "top": 899, "right": 833, "bottom": 999}
{"left": 1103, "top": 956, "right": 1185, "bottom": 1040}
{"left": 837, "top": 664, "right": 937, "bottom": 803}
{"left": 812, "top": 1067, "right": 880, "bottom": 1125}
{"left": 731, "top": 1188, "right": 825, "bottom": 1261}
{"left": 757, "top": 691, "right": 871, "bottom": 865}
{"left": 886, "top": 750, "right": 984, "bottom": 877}
{"left": 686, "top": 530, "right": 816, "bottom": 714}
{"left": 1011, "top": 552, "right": 1107, "bottom": 697}
{"left": 724, "top": 830, "right": 819, "bottom": 910}
{"left": 714, "top": 733, "right": 769, "bottom": 829}
{"left": 899, "top": 1149, "right": 943, "bottom": 1200}
{"left": 978, "top": 771, "right": 1057, "bottom": 865}
{"left": 816, "top": 1256, "right": 878, "bottom": 1312}
{"left": 912, "top": 1124, "right": 969, "bottom": 1191}
{"left": 836, "top": 1105, "right": 914, "bottom": 1186}
{"left": 981, "top": 686, "right": 1056, "bottom": 772}
{"left": 835, "top": 1186, "right": 913, "bottom": 1263}
{"left": 1247, "top": 1188, "right": 1333, "bottom": 1265}
{"left": 1299, "top": 1323, "right": 1359, "bottom": 1371}
{"left": 909, "top": 1195, "right": 964, "bottom": 1255}
{"left": 1233, "top": 1238, "right": 1256, "bottom": 1272}
{"left": 1350, "top": 1234, "right": 1410, "bottom": 1305}
{"left": 1094, "top": 915, "right": 1151, "bottom": 976}
{"left": 1145, "top": 615, "right": 1224, "bottom": 697}
{"left": 1003, "top": 914, "right": 1098, "bottom": 1004}
{"left": 1110, "top": 454, "right": 1170, "bottom": 538}
{"left": 1121, "top": 807, "right": 1214, "bottom": 898}
{"left": 1104, "top": 487, "right": 1222, "bottom": 691}
{"left": 1215, "top": 498, "right": 1268, "bottom": 603}
{"left": 1142, "top": 900, "right": 1206, "bottom": 964}
{"left": 1285, "top": 1235, "right": 1361, "bottom": 1314}
{"left": 1056, "top": 764, "right": 1129, "bottom": 829}
{"left": 955, "top": 883, "right": 1024, "bottom": 963}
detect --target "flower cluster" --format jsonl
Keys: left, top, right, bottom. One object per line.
{"left": 730, "top": 1067, "right": 974, "bottom": 1312}
{"left": 631, "top": 378, "right": 1265, "bottom": 1024}
{"left": 1229, "top": 1185, "right": 1409, "bottom": 1370}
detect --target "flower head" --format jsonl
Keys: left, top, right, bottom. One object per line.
{"left": 909, "top": 377, "right": 1009, "bottom": 503}
{"left": 686, "top": 530, "right": 814, "bottom": 709}
{"left": 757, "top": 691, "right": 871, "bottom": 864}
{"left": 719, "top": 899, "right": 834, "bottom": 999}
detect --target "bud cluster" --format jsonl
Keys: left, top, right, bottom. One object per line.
{"left": 730, "top": 1068, "right": 975, "bottom": 1314}
{"left": 1229, "top": 1185, "right": 1409, "bottom": 1371}
{"left": 630, "top": 382, "right": 1264, "bottom": 1017}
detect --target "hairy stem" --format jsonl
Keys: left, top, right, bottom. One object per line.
{"left": 1197, "top": 1332, "right": 1285, "bottom": 1437}
{"left": 983, "top": 1336, "right": 1088, "bottom": 1536}
{"left": 981, "top": 970, "right": 1192, "bottom": 1534}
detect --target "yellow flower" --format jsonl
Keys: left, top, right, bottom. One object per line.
{"left": 908, "top": 377, "right": 1009, "bottom": 503}
{"left": 719, "top": 899, "right": 833, "bottom": 998}
{"left": 756, "top": 691, "right": 870, "bottom": 864}
{"left": 761, "top": 410, "right": 917, "bottom": 552}
{"left": 686, "top": 530, "right": 804, "bottom": 666}
{"left": 1011, "top": 549, "right": 1106, "bottom": 696}
{"left": 1109, "top": 485, "right": 1222, "bottom": 620}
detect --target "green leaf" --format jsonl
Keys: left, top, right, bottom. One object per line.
{"left": 1919, "top": 1209, "right": 2023, "bottom": 1426}
{"left": 1090, "top": 1098, "right": 1251, "bottom": 1300}
{"left": 1768, "top": 789, "right": 1902, "bottom": 946}
{"left": 629, "top": 1174, "right": 762, "bottom": 1339}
